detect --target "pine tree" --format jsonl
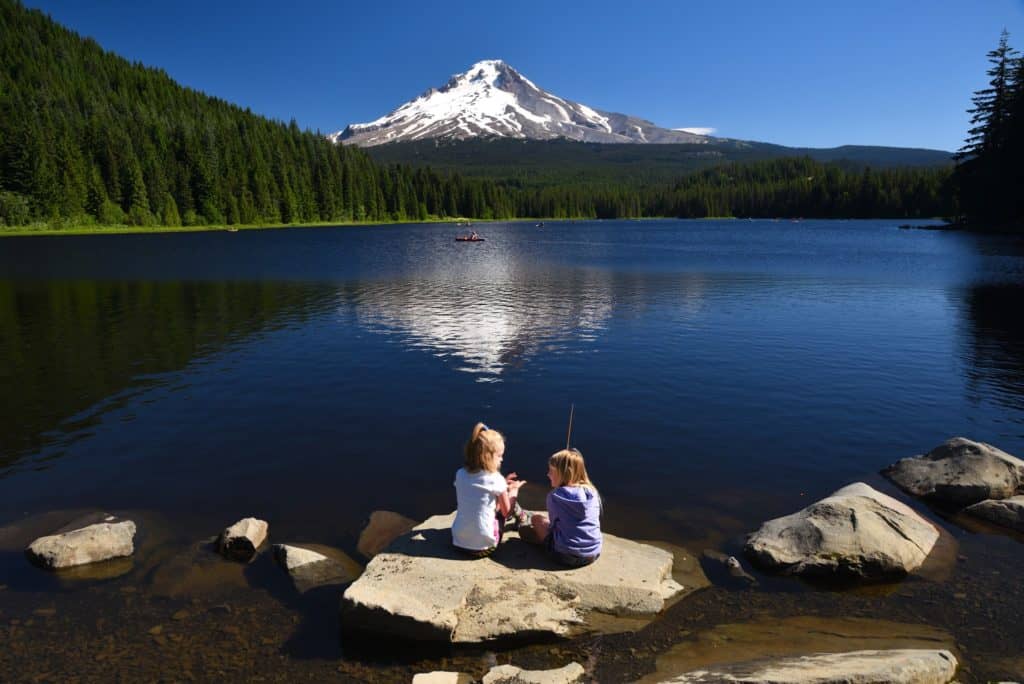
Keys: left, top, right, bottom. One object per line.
{"left": 954, "top": 30, "right": 1022, "bottom": 228}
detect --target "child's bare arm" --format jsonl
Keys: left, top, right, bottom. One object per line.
{"left": 496, "top": 491, "right": 512, "bottom": 518}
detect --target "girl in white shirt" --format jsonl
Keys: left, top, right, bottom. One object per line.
{"left": 452, "top": 422, "right": 526, "bottom": 557}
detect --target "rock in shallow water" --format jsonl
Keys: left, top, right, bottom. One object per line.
{"left": 655, "top": 649, "right": 958, "bottom": 684}
{"left": 341, "top": 512, "right": 692, "bottom": 643}
{"left": 25, "top": 514, "right": 136, "bottom": 570}
{"left": 744, "top": 482, "right": 938, "bottom": 580}
{"left": 882, "top": 437, "right": 1024, "bottom": 507}
{"left": 357, "top": 510, "right": 418, "bottom": 559}
{"left": 964, "top": 495, "right": 1024, "bottom": 533}
{"left": 273, "top": 543, "right": 362, "bottom": 592}
{"left": 218, "top": 517, "right": 268, "bottom": 562}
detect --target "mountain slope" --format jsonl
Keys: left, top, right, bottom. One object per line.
{"left": 364, "top": 138, "right": 953, "bottom": 188}
{"left": 333, "top": 60, "right": 710, "bottom": 146}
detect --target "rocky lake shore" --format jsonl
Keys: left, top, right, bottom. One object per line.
{"left": 2, "top": 437, "right": 1023, "bottom": 682}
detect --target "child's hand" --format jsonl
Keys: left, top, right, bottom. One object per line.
{"left": 508, "top": 479, "right": 526, "bottom": 491}
{"left": 506, "top": 472, "right": 519, "bottom": 484}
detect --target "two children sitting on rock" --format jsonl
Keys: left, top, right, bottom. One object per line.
{"left": 451, "top": 422, "right": 602, "bottom": 567}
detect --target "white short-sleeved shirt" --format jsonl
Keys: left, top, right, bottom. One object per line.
{"left": 452, "top": 468, "right": 507, "bottom": 551}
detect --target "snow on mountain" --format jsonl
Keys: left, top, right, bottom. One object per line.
{"left": 331, "top": 59, "right": 712, "bottom": 147}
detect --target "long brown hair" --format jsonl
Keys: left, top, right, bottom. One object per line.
{"left": 464, "top": 422, "right": 505, "bottom": 473}
{"left": 548, "top": 448, "right": 596, "bottom": 491}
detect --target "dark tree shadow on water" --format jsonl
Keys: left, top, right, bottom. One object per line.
{"left": 961, "top": 282, "right": 1024, "bottom": 403}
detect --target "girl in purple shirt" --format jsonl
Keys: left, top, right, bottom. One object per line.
{"left": 525, "top": 448, "right": 602, "bottom": 567}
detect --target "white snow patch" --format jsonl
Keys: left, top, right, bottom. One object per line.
{"left": 673, "top": 127, "right": 716, "bottom": 136}
{"left": 575, "top": 103, "right": 611, "bottom": 132}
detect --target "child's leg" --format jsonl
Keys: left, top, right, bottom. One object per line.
{"left": 519, "top": 512, "right": 549, "bottom": 545}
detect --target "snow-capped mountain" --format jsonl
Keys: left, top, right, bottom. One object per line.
{"left": 331, "top": 60, "right": 712, "bottom": 147}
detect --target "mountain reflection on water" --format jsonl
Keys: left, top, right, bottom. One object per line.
{"left": 0, "top": 220, "right": 1022, "bottom": 510}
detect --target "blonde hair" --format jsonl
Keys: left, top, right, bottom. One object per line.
{"left": 464, "top": 422, "right": 505, "bottom": 473}
{"left": 548, "top": 448, "right": 596, "bottom": 491}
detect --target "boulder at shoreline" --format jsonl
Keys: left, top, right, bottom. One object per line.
{"left": 744, "top": 482, "right": 938, "bottom": 581}
{"left": 25, "top": 513, "right": 136, "bottom": 570}
{"left": 882, "top": 437, "right": 1024, "bottom": 507}
{"left": 341, "top": 513, "right": 698, "bottom": 643}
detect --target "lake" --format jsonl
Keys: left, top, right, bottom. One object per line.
{"left": 1, "top": 219, "right": 1022, "bottom": 681}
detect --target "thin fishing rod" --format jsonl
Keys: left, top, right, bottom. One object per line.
{"left": 565, "top": 403, "right": 575, "bottom": 450}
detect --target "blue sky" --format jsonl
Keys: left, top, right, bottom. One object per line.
{"left": 24, "top": 0, "right": 1024, "bottom": 151}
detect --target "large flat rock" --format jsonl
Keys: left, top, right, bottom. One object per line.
{"left": 744, "top": 482, "right": 939, "bottom": 580}
{"left": 882, "top": 437, "right": 1024, "bottom": 507}
{"left": 655, "top": 649, "right": 958, "bottom": 684}
{"left": 340, "top": 513, "right": 698, "bottom": 643}
{"left": 637, "top": 615, "right": 957, "bottom": 683}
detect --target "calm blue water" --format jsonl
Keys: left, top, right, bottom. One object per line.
{"left": 1, "top": 219, "right": 1023, "bottom": 549}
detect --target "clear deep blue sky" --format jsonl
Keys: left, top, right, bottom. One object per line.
{"left": 23, "top": 0, "right": 1024, "bottom": 151}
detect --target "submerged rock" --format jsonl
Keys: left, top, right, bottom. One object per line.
{"left": 882, "top": 437, "right": 1024, "bottom": 507}
{"left": 655, "top": 649, "right": 958, "bottom": 684}
{"left": 701, "top": 550, "right": 757, "bottom": 588}
{"left": 483, "top": 662, "right": 585, "bottom": 684}
{"left": 340, "top": 512, "right": 691, "bottom": 643}
{"left": 356, "top": 510, "right": 417, "bottom": 559}
{"left": 964, "top": 495, "right": 1024, "bottom": 533}
{"left": 218, "top": 517, "right": 268, "bottom": 562}
{"left": 744, "top": 482, "right": 938, "bottom": 580}
{"left": 273, "top": 543, "right": 362, "bottom": 592}
{"left": 147, "top": 537, "right": 249, "bottom": 598}
{"left": 25, "top": 513, "right": 136, "bottom": 570}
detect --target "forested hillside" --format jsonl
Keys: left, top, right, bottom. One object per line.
{"left": 0, "top": 0, "right": 505, "bottom": 227}
{"left": 0, "top": 0, "right": 954, "bottom": 228}
{"left": 366, "top": 138, "right": 951, "bottom": 186}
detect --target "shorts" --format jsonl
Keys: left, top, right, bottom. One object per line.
{"left": 545, "top": 533, "right": 598, "bottom": 568}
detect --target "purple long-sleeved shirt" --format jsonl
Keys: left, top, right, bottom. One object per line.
{"left": 547, "top": 485, "right": 602, "bottom": 558}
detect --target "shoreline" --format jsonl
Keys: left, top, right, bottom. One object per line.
{"left": 0, "top": 216, "right": 952, "bottom": 238}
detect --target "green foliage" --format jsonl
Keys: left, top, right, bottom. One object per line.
{"left": 0, "top": 0, "right": 466, "bottom": 228}
{"left": 0, "top": 191, "right": 31, "bottom": 225}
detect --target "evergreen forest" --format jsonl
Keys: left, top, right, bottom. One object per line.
{"left": 0, "top": 0, "right": 989, "bottom": 231}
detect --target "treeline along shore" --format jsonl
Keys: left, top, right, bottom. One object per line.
{"left": 8, "top": 1, "right": 1023, "bottom": 233}
{"left": 0, "top": 1, "right": 957, "bottom": 234}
